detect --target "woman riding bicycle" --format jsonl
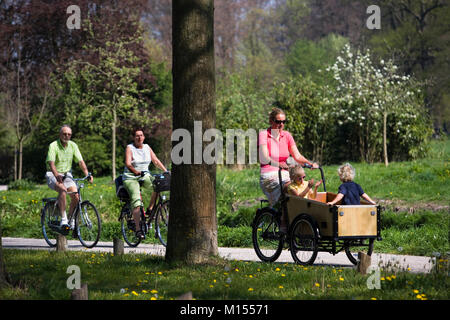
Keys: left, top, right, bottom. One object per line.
{"left": 258, "top": 107, "right": 318, "bottom": 232}
{"left": 123, "top": 128, "right": 168, "bottom": 239}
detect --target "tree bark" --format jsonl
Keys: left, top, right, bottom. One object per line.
{"left": 167, "top": 0, "right": 218, "bottom": 264}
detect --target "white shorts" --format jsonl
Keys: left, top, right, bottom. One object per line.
{"left": 46, "top": 171, "right": 76, "bottom": 191}
{"left": 260, "top": 170, "right": 290, "bottom": 206}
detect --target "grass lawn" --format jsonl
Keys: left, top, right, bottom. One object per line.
{"left": 1, "top": 249, "right": 448, "bottom": 300}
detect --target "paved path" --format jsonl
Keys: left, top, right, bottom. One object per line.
{"left": 2, "top": 237, "right": 435, "bottom": 273}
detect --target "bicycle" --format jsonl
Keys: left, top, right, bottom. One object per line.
{"left": 116, "top": 171, "right": 170, "bottom": 247}
{"left": 252, "top": 165, "right": 381, "bottom": 265}
{"left": 41, "top": 173, "right": 102, "bottom": 248}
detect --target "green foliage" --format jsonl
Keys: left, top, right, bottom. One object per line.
{"left": 286, "top": 34, "right": 348, "bottom": 84}
{"left": 272, "top": 75, "right": 331, "bottom": 162}
{"left": 7, "top": 179, "right": 36, "bottom": 191}
{"left": 74, "top": 136, "right": 111, "bottom": 177}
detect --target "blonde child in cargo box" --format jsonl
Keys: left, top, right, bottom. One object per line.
{"left": 327, "top": 163, "right": 376, "bottom": 206}
{"left": 287, "top": 165, "right": 322, "bottom": 200}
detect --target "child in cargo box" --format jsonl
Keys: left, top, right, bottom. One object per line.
{"left": 327, "top": 163, "right": 376, "bottom": 206}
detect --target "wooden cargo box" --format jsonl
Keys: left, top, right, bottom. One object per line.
{"left": 285, "top": 192, "right": 378, "bottom": 238}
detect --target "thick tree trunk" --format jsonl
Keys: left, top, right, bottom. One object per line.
{"left": 167, "top": 0, "right": 218, "bottom": 264}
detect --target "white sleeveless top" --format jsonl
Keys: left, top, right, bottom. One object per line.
{"left": 123, "top": 143, "right": 152, "bottom": 178}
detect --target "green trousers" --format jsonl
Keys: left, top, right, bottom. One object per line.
{"left": 123, "top": 174, "right": 154, "bottom": 209}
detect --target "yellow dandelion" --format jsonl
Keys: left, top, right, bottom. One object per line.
{"left": 380, "top": 277, "right": 385, "bottom": 281}
{"left": 131, "top": 291, "right": 139, "bottom": 296}
{"left": 279, "top": 285, "right": 284, "bottom": 289}
{"left": 327, "top": 284, "right": 332, "bottom": 288}
{"left": 142, "top": 290, "right": 148, "bottom": 294}
{"left": 123, "top": 293, "right": 129, "bottom": 297}
{"left": 275, "top": 268, "right": 280, "bottom": 272}
{"left": 209, "top": 285, "right": 214, "bottom": 288}
{"left": 235, "top": 268, "right": 239, "bottom": 272}
{"left": 281, "top": 273, "right": 286, "bottom": 277}
{"left": 136, "top": 259, "right": 140, "bottom": 262}
{"left": 151, "top": 289, "right": 158, "bottom": 294}
{"left": 248, "top": 288, "right": 254, "bottom": 292}
{"left": 339, "top": 277, "right": 344, "bottom": 281}
{"left": 158, "top": 271, "right": 163, "bottom": 275}
{"left": 150, "top": 297, "right": 157, "bottom": 300}
{"left": 416, "top": 294, "right": 422, "bottom": 299}
{"left": 315, "top": 283, "right": 320, "bottom": 288}
{"left": 413, "top": 289, "right": 419, "bottom": 294}
{"left": 371, "top": 297, "right": 377, "bottom": 300}
{"left": 248, "top": 275, "right": 253, "bottom": 278}
{"left": 386, "top": 276, "right": 391, "bottom": 281}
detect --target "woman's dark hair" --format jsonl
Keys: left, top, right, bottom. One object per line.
{"left": 132, "top": 128, "right": 145, "bottom": 136}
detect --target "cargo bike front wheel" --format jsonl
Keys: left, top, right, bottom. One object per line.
{"left": 252, "top": 207, "right": 284, "bottom": 262}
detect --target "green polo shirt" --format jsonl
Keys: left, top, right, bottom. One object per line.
{"left": 46, "top": 140, "right": 83, "bottom": 173}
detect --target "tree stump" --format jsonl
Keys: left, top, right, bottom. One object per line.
{"left": 357, "top": 252, "right": 372, "bottom": 274}
{"left": 113, "top": 237, "right": 124, "bottom": 256}
{"left": 57, "top": 234, "right": 67, "bottom": 252}
{"left": 71, "top": 283, "right": 88, "bottom": 300}
{"left": 176, "top": 291, "right": 193, "bottom": 300}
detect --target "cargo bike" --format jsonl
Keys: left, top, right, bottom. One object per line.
{"left": 252, "top": 165, "right": 382, "bottom": 265}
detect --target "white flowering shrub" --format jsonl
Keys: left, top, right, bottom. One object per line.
{"left": 323, "top": 44, "right": 432, "bottom": 163}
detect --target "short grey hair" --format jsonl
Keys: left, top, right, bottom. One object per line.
{"left": 60, "top": 124, "right": 72, "bottom": 133}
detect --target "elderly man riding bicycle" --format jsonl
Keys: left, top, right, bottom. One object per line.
{"left": 45, "top": 124, "right": 93, "bottom": 229}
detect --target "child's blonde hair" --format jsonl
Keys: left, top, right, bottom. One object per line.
{"left": 338, "top": 163, "right": 355, "bottom": 182}
{"left": 289, "top": 166, "right": 305, "bottom": 181}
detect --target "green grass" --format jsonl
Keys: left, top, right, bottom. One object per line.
{"left": 1, "top": 138, "right": 449, "bottom": 256}
{"left": 1, "top": 249, "right": 448, "bottom": 300}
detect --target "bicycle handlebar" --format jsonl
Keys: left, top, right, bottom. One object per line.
{"left": 139, "top": 170, "right": 171, "bottom": 178}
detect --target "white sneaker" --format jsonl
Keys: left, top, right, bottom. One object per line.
{"left": 60, "top": 218, "right": 69, "bottom": 228}
{"left": 69, "top": 219, "right": 75, "bottom": 230}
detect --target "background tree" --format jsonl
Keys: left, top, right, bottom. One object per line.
{"left": 167, "top": 0, "right": 218, "bottom": 264}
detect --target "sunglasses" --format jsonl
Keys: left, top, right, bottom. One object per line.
{"left": 274, "top": 120, "right": 287, "bottom": 124}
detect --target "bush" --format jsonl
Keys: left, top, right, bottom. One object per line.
{"left": 8, "top": 179, "right": 36, "bottom": 190}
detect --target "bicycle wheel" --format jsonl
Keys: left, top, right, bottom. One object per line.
{"left": 75, "top": 201, "right": 101, "bottom": 248}
{"left": 289, "top": 214, "right": 319, "bottom": 265}
{"left": 344, "top": 238, "right": 375, "bottom": 265}
{"left": 41, "top": 201, "right": 60, "bottom": 247}
{"left": 155, "top": 200, "right": 169, "bottom": 247}
{"left": 120, "top": 204, "right": 142, "bottom": 247}
{"left": 252, "top": 208, "right": 283, "bottom": 262}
